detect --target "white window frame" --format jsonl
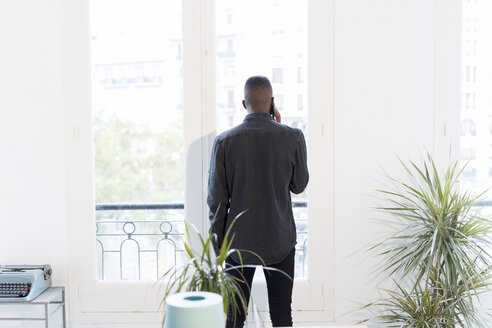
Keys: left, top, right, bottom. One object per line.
{"left": 63, "top": 0, "right": 335, "bottom": 324}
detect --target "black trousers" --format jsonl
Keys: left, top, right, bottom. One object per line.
{"left": 225, "top": 247, "right": 295, "bottom": 328}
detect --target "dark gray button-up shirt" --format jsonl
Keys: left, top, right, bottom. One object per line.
{"left": 207, "top": 112, "right": 309, "bottom": 265}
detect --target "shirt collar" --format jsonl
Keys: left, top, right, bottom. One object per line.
{"left": 244, "top": 112, "right": 273, "bottom": 122}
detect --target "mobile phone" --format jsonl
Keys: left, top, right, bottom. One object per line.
{"left": 270, "top": 102, "right": 275, "bottom": 120}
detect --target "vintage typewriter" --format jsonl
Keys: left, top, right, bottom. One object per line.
{"left": 0, "top": 265, "right": 52, "bottom": 302}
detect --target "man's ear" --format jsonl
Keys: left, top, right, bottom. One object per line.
{"left": 242, "top": 100, "right": 247, "bottom": 110}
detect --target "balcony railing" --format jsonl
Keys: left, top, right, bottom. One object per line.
{"left": 95, "top": 202, "right": 308, "bottom": 281}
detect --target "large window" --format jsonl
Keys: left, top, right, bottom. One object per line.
{"left": 68, "top": 0, "right": 331, "bottom": 322}
{"left": 91, "top": 0, "right": 310, "bottom": 282}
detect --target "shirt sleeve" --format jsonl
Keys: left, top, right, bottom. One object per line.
{"left": 289, "top": 131, "right": 309, "bottom": 194}
{"left": 207, "top": 138, "right": 229, "bottom": 255}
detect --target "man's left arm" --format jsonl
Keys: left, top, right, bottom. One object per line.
{"left": 289, "top": 130, "right": 309, "bottom": 194}
{"left": 207, "top": 139, "right": 229, "bottom": 255}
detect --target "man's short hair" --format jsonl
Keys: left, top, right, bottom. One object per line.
{"left": 244, "top": 76, "right": 273, "bottom": 94}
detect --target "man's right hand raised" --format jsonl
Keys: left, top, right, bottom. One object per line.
{"left": 274, "top": 108, "right": 281, "bottom": 123}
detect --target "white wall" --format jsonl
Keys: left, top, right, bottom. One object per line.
{"left": 334, "top": 0, "right": 435, "bottom": 322}
{"left": 0, "top": 0, "right": 461, "bottom": 326}
{"left": 333, "top": 0, "right": 460, "bottom": 324}
{"left": 0, "top": 0, "right": 68, "bottom": 286}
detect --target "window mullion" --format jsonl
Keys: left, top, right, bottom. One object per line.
{"left": 200, "top": 0, "right": 217, "bottom": 235}
{"left": 183, "top": 0, "right": 217, "bottom": 235}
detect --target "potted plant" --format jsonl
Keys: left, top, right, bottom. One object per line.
{"left": 159, "top": 213, "right": 287, "bottom": 326}
{"left": 362, "top": 153, "right": 492, "bottom": 327}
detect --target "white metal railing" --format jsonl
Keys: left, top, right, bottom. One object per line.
{"left": 95, "top": 202, "right": 308, "bottom": 280}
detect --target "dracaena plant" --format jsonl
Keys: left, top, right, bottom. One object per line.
{"left": 362, "top": 153, "right": 492, "bottom": 327}
{"left": 159, "top": 213, "right": 289, "bottom": 326}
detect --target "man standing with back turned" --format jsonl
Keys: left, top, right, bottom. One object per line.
{"left": 207, "top": 76, "right": 309, "bottom": 327}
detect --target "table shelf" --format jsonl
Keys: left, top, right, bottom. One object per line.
{"left": 0, "top": 287, "right": 65, "bottom": 328}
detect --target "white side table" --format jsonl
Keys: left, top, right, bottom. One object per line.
{"left": 0, "top": 286, "right": 65, "bottom": 328}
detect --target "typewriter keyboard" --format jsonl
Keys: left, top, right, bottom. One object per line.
{"left": 0, "top": 282, "right": 31, "bottom": 298}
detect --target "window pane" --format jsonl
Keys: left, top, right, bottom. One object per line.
{"left": 460, "top": 0, "right": 492, "bottom": 202}
{"left": 91, "top": 0, "right": 185, "bottom": 281}
{"left": 216, "top": 0, "right": 308, "bottom": 278}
